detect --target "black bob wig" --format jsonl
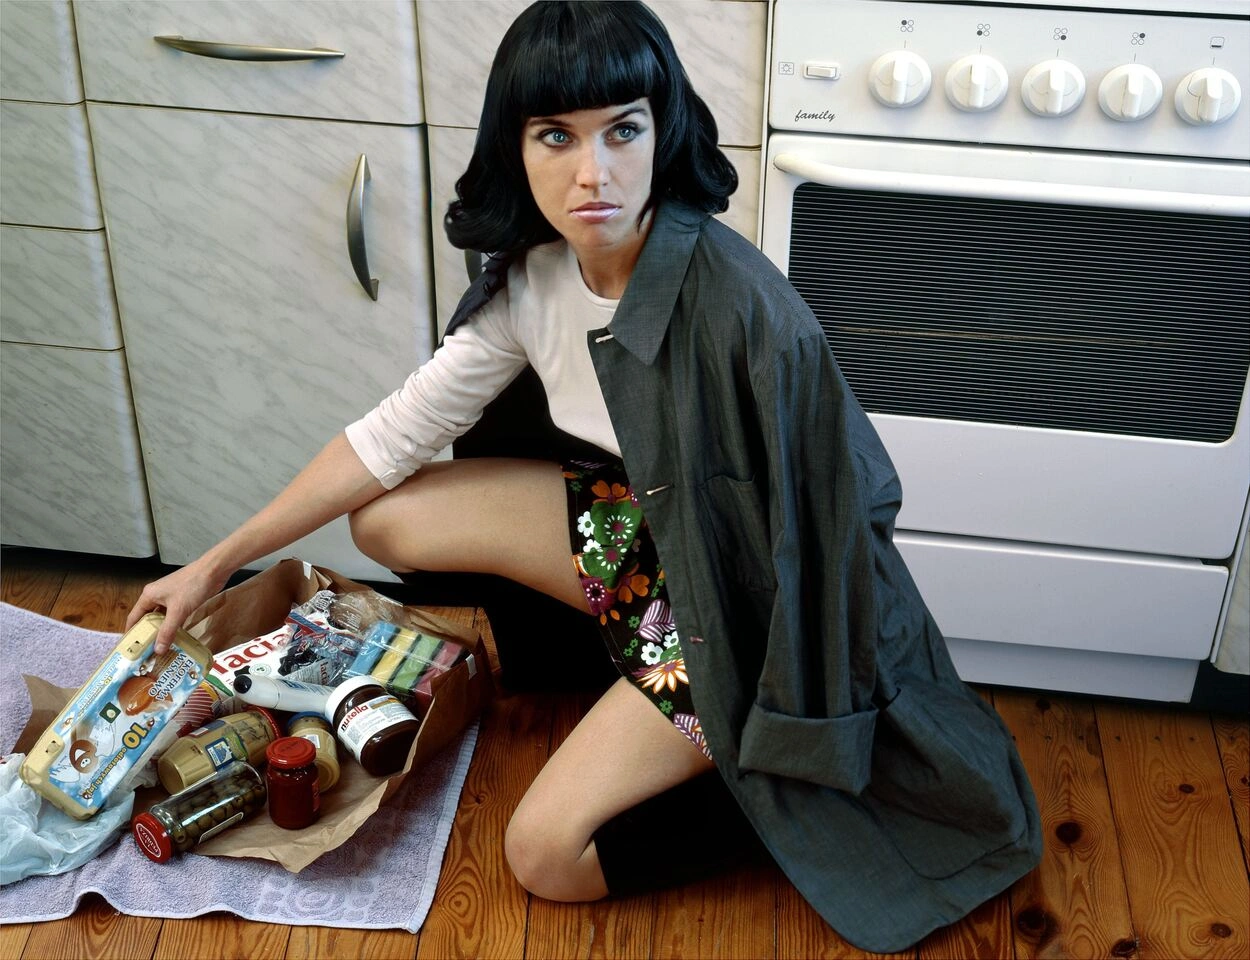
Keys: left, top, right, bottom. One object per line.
{"left": 445, "top": 0, "right": 737, "bottom": 255}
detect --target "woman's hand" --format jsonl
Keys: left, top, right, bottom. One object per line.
{"left": 125, "top": 557, "right": 230, "bottom": 655}
{"left": 124, "top": 431, "right": 386, "bottom": 655}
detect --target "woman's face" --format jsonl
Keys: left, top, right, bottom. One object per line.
{"left": 521, "top": 98, "right": 656, "bottom": 273}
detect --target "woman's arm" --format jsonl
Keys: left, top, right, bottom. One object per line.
{"left": 126, "top": 431, "right": 387, "bottom": 653}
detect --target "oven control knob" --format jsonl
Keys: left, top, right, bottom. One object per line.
{"left": 1021, "top": 60, "right": 1086, "bottom": 117}
{"left": 1098, "top": 64, "right": 1164, "bottom": 121}
{"left": 945, "top": 55, "right": 1009, "bottom": 112}
{"left": 1174, "top": 67, "right": 1242, "bottom": 125}
{"left": 868, "top": 51, "right": 932, "bottom": 108}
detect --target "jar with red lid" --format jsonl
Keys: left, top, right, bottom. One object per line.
{"left": 132, "top": 761, "right": 265, "bottom": 863}
{"left": 265, "top": 736, "right": 320, "bottom": 830}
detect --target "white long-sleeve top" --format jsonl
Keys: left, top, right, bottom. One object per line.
{"left": 345, "top": 240, "right": 621, "bottom": 489}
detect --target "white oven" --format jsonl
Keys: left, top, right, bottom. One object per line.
{"left": 760, "top": 0, "right": 1250, "bottom": 700}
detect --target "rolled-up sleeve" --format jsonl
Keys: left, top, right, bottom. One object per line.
{"left": 345, "top": 300, "right": 528, "bottom": 489}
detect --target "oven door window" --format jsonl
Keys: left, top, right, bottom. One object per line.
{"left": 789, "top": 184, "right": 1250, "bottom": 443}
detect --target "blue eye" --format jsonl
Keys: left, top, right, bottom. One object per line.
{"left": 540, "top": 129, "right": 571, "bottom": 146}
{"left": 611, "top": 124, "right": 639, "bottom": 142}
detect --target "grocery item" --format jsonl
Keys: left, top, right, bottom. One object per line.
{"left": 206, "top": 598, "right": 341, "bottom": 695}
{"left": 340, "top": 621, "right": 471, "bottom": 717}
{"left": 265, "top": 737, "right": 320, "bottom": 829}
{"left": 287, "top": 712, "right": 340, "bottom": 792}
{"left": 169, "top": 680, "right": 224, "bottom": 738}
{"left": 131, "top": 761, "right": 266, "bottom": 862}
{"left": 156, "top": 707, "right": 280, "bottom": 793}
{"left": 325, "top": 675, "right": 420, "bottom": 778}
{"left": 20, "top": 613, "right": 214, "bottom": 820}
{"left": 232, "top": 674, "right": 334, "bottom": 713}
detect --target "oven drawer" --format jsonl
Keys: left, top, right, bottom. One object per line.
{"left": 75, "top": 0, "right": 422, "bottom": 124}
{"left": 897, "top": 532, "right": 1228, "bottom": 661}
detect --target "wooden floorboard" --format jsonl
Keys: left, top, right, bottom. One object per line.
{"left": 1212, "top": 715, "right": 1250, "bottom": 872}
{"left": 153, "top": 914, "right": 290, "bottom": 960}
{"left": 994, "top": 690, "right": 1136, "bottom": 959}
{"left": 18, "top": 893, "right": 163, "bottom": 960}
{"left": 0, "top": 551, "right": 66, "bottom": 615}
{"left": 1097, "top": 702, "right": 1250, "bottom": 959}
{"left": 3, "top": 548, "right": 1248, "bottom": 960}
{"left": 775, "top": 879, "right": 914, "bottom": 960}
{"left": 0, "top": 927, "right": 31, "bottom": 960}
{"left": 415, "top": 610, "right": 552, "bottom": 960}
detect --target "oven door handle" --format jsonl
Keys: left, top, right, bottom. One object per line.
{"left": 773, "top": 152, "right": 1250, "bottom": 217}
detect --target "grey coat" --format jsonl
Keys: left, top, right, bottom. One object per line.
{"left": 446, "top": 201, "right": 1042, "bottom": 952}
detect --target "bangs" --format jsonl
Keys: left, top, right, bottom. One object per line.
{"left": 502, "top": 6, "right": 666, "bottom": 118}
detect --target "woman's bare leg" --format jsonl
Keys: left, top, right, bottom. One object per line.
{"left": 348, "top": 457, "right": 590, "bottom": 611}
{"left": 505, "top": 676, "right": 717, "bottom": 901}
{"left": 349, "top": 458, "right": 716, "bottom": 900}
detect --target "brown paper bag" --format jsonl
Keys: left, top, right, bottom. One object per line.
{"left": 16, "top": 558, "right": 492, "bottom": 873}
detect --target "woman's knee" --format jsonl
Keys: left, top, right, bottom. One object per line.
{"left": 504, "top": 806, "right": 605, "bottom": 902}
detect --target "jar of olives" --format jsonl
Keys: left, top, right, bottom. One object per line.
{"left": 132, "top": 761, "right": 266, "bottom": 863}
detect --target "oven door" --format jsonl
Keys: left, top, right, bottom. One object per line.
{"left": 761, "top": 132, "right": 1250, "bottom": 560}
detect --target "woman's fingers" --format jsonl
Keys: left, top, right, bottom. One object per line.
{"left": 126, "top": 565, "right": 222, "bottom": 655}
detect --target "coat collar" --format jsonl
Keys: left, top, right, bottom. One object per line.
{"left": 608, "top": 201, "right": 707, "bottom": 365}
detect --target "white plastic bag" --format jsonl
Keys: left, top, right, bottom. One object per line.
{"left": 0, "top": 754, "right": 134, "bottom": 886}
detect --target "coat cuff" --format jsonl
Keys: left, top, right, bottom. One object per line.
{"left": 738, "top": 702, "right": 878, "bottom": 794}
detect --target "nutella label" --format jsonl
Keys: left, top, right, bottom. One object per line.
{"left": 336, "top": 694, "right": 413, "bottom": 761}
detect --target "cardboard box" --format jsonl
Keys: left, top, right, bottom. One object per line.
{"left": 17, "top": 558, "right": 491, "bottom": 872}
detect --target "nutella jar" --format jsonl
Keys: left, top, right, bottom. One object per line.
{"left": 324, "top": 675, "right": 420, "bottom": 777}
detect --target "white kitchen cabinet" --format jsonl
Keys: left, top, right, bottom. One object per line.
{"left": 0, "top": 226, "right": 120, "bottom": 348}
{"left": 0, "top": 0, "right": 82, "bottom": 103}
{"left": 0, "top": 343, "right": 155, "bottom": 557}
{"left": 0, "top": 0, "right": 155, "bottom": 558}
{"left": 88, "top": 104, "right": 432, "bottom": 579}
{"left": 74, "top": 0, "right": 422, "bottom": 124}
{"left": 0, "top": 102, "right": 102, "bottom": 229}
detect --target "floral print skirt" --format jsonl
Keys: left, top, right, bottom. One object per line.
{"left": 561, "top": 459, "right": 712, "bottom": 761}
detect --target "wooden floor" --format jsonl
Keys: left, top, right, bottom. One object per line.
{"left": 1, "top": 547, "right": 1247, "bottom": 960}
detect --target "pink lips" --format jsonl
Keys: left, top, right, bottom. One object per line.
{"left": 571, "top": 203, "right": 620, "bottom": 223}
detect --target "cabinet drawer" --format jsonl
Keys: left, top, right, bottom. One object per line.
{"left": 1, "top": 226, "right": 121, "bottom": 348}
{"left": 897, "top": 532, "right": 1228, "bottom": 661}
{"left": 0, "top": 0, "right": 82, "bottom": 103}
{"left": 417, "top": 0, "right": 766, "bottom": 146}
{"left": 0, "top": 102, "right": 101, "bottom": 228}
{"left": 75, "top": 0, "right": 422, "bottom": 124}
{"left": 0, "top": 343, "right": 155, "bottom": 557}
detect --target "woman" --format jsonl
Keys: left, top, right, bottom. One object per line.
{"left": 127, "top": 2, "right": 1040, "bottom": 951}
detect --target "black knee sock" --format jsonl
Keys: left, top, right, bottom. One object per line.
{"left": 592, "top": 771, "right": 766, "bottom": 897}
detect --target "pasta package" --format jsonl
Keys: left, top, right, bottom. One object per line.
{"left": 19, "top": 613, "right": 214, "bottom": 820}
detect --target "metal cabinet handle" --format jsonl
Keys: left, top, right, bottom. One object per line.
{"left": 153, "top": 35, "right": 345, "bottom": 61}
{"left": 347, "top": 155, "right": 379, "bottom": 301}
